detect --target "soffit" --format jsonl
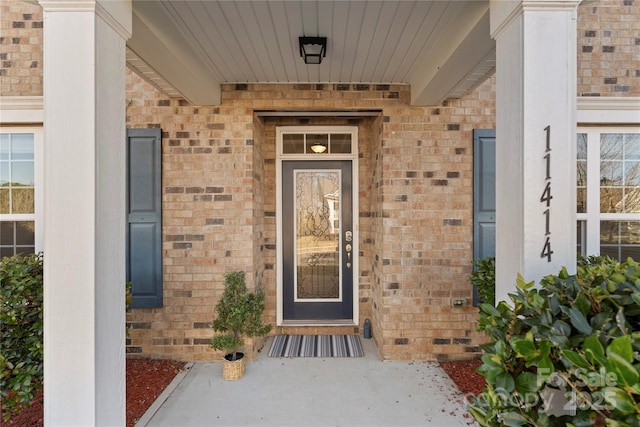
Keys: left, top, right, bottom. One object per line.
{"left": 127, "top": 0, "right": 495, "bottom": 106}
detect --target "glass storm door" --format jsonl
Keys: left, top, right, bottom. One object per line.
{"left": 282, "top": 160, "right": 353, "bottom": 320}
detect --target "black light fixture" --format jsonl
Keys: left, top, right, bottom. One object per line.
{"left": 299, "top": 36, "right": 327, "bottom": 65}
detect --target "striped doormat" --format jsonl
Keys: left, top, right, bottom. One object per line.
{"left": 268, "top": 334, "right": 364, "bottom": 358}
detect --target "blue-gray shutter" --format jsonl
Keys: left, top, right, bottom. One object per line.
{"left": 473, "top": 129, "right": 496, "bottom": 305}
{"left": 127, "top": 128, "right": 163, "bottom": 308}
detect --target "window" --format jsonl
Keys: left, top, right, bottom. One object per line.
{"left": 577, "top": 128, "right": 640, "bottom": 261}
{"left": 281, "top": 131, "right": 354, "bottom": 155}
{"left": 0, "top": 129, "right": 42, "bottom": 258}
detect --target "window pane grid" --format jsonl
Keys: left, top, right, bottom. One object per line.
{"left": 0, "top": 133, "right": 35, "bottom": 215}
{"left": 0, "top": 221, "right": 35, "bottom": 257}
{"left": 577, "top": 133, "right": 587, "bottom": 213}
{"left": 1, "top": 132, "right": 36, "bottom": 259}
{"left": 577, "top": 220, "right": 586, "bottom": 257}
{"left": 600, "top": 133, "right": 640, "bottom": 213}
{"left": 599, "top": 220, "right": 640, "bottom": 262}
{"left": 282, "top": 132, "right": 352, "bottom": 155}
{"left": 578, "top": 129, "right": 640, "bottom": 259}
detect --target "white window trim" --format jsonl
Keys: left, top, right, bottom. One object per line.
{"left": 577, "top": 96, "right": 640, "bottom": 125}
{"left": 577, "top": 97, "right": 640, "bottom": 257}
{"left": 0, "top": 96, "right": 44, "bottom": 124}
{"left": 0, "top": 96, "right": 44, "bottom": 253}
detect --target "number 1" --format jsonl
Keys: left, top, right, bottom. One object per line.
{"left": 544, "top": 125, "right": 551, "bottom": 153}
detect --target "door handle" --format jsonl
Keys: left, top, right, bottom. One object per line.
{"left": 345, "top": 243, "right": 352, "bottom": 268}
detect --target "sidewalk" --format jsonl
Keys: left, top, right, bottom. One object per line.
{"left": 136, "top": 337, "right": 478, "bottom": 427}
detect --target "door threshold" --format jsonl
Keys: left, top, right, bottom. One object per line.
{"left": 281, "top": 319, "right": 356, "bottom": 327}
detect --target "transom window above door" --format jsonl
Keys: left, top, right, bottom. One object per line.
{"left": 281, "top": 132, "right": 353, "bottom": 156}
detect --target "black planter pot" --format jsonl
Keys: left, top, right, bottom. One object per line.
{"left": 224, "top": 352, "right": 244, "bottom": 362}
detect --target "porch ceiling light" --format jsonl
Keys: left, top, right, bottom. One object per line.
{"left": 310, "top": 142, "right": 327, "bottom": 153}
{"left": 299, "top": 36, "right": 327, "bottom": 65}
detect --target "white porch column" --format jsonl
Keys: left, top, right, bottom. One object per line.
{"left": 490, "top": 0, "right": 580, "bottom": 303}
{"left": 40, "top": 1, "right": 131, "bottom": 425}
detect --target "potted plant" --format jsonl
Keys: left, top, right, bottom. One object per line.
{"left": 210, "top": 271, "right": 271, "bottom": 380}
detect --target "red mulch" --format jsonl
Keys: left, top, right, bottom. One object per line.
{"left": 4, "top": 358, "right": 185, "bottom": 427}
{"left": 439, "top": 358, "right": 486, "bottom": 397}
{"left": 125, "top": 358, "right": 185, "bottom": 426}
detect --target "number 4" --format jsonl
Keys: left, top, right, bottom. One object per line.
{"left": 541, "top": 237, "right": 553, "bottom": 262}
{"left": 540, "top": 182, "right": 552, "bottom": 207}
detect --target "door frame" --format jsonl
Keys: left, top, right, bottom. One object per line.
{"left": 275, "top": 126, "right": 359, "bottom": 326}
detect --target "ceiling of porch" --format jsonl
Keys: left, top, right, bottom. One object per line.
{"left": 126, "top": 1, "right": 495, "bottom": 106}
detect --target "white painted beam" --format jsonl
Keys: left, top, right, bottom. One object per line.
{"left": 128, "top": 1, "right": 221, "bottom": 105}
{"left": 410, "top": 5, "right": 494, "bottom": 106}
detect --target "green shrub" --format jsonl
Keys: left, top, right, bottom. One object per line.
{"left": 0, "top": 253, "right": 44, "bottom": 420}
{"left": 210, "top": 271, "right": 271, "bottom": 361}
{"left": 472, "top": 256, "right": 496, "bottom": 306}
{"left": 470, "top": 256, "right": 640, "bottom": 427}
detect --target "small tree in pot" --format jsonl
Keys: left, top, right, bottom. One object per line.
{"left": 210, "top": 271, "right": 271, "bottom": 380}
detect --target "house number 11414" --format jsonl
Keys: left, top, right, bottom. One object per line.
{"left": 540, "top": 125, "right": 553, "bottom": 262}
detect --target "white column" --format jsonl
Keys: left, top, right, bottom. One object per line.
{"left": 40, "top": 1, "right": 131, "bottom": 425}
{"left": 490, "top": 0, "right": 580, "bottom": 303}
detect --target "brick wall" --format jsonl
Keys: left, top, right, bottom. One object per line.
{"left": 577, "top": 0, "right": 640, "bottom": 96}
{"left": 0, "top": 0, "right": 42, "bottom": 96}
{"left": 372, "top": 84, "right": 496, "bottom": 360}
{"left": 369, "top": 114, "right": 386, "bottom": 357}
{"left": 124, "top": 76, "right": 496, "bottom": 361}
{"left": 125, "top": 75, "right": 264, "bottom": 360}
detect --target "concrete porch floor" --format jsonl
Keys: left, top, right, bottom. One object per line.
{"left": 136, "top": 337, "right": 479, "bottom": 427}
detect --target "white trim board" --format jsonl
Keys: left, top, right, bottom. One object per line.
{"left": 577, "top": 97, "right": 640, "bottom": 125}
{"left": 0, "top": 96, "right": 44, "bottom": 124}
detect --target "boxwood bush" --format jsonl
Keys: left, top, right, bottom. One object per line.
{"left": 0, "top": 253, "right": 44, "bottom": 420}
{"left": 470, "top": 256, "right": 640, "bottom": 426}
{"left": 472, "top": 256, "right": 496, "bottom": 306}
